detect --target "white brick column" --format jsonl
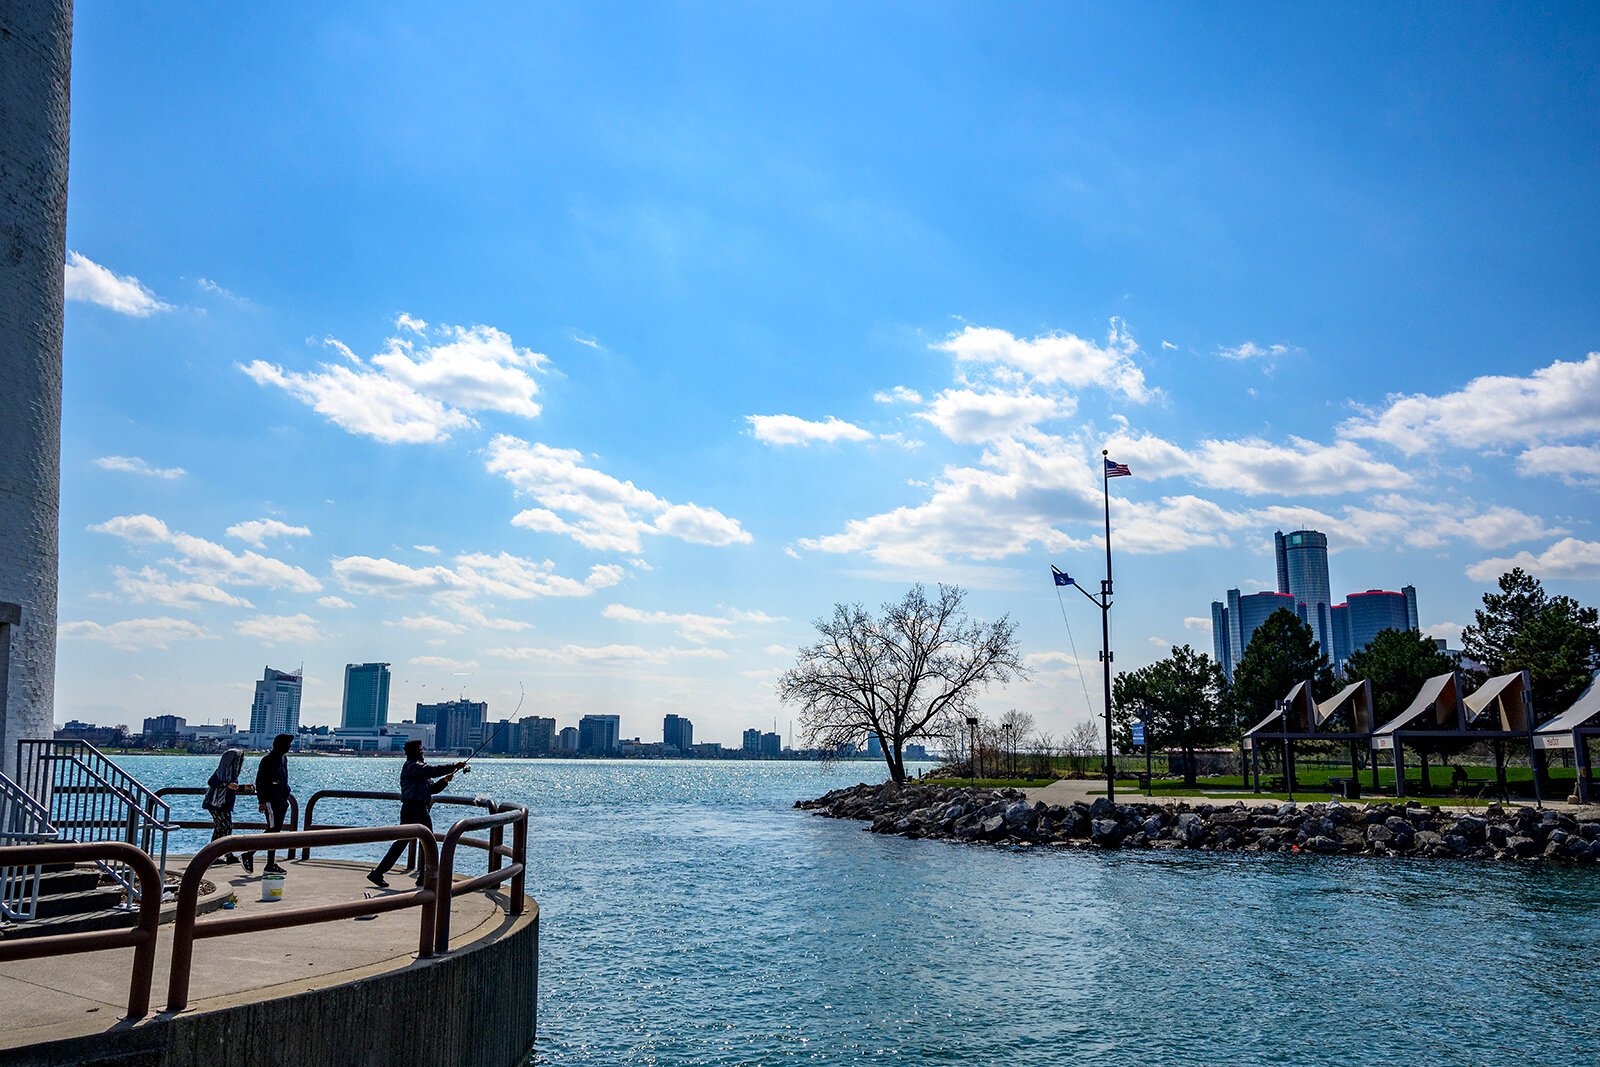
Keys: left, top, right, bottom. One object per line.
{"left": 0, "top": 1, "right": 72, "bottom": 777}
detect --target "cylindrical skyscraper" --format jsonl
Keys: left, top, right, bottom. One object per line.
{"left": 1274, "top": 529, "right": 1333, "bottom": 662}
{"left": 0, "top": 1, "right": 72, "bottom": 777}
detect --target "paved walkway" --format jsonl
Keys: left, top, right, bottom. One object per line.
{"left": 0, "top": 857, "right": 512, "bottom": 1051}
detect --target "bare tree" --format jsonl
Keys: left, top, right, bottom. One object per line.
{"left": 1063, "top": 719, "right": 1102, "bottom": 776}
{"left": 778, "top": 584, "right": 1025, "bottom": 783}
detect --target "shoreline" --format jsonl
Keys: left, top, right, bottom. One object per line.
{"left": 799, "top": 781, "right": 1600, "bottom": 864}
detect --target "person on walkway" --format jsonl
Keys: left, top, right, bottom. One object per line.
{"left": 201, "top": 748, "right": 253, "bottom": 866}
{"left": 367, "top": 740, "right": 465, "bottom": 889}
{"left": 243, "top": 733, "right": 294, "bottom": 876}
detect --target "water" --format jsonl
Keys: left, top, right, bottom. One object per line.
{"left": 125, "top": 755, "right": 1600, "bottom": 1065}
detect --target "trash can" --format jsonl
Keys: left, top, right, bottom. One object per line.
{"left": 1340, "top": 778, "right": 1361, "bottom": 801}
{"left": 260, "top": 871, "right": 286, "bottom": 902}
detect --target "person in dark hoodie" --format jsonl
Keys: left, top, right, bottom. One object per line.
{"left": 367, "top": 740, "right": 465, "bottom": 889}
{"left": 242, "top": 733, "right": 294, "bottom": 875}
{"left": 201, "top": 748, "right": 254, "bottom": 866}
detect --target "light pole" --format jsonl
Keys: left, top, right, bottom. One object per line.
{"left": 966, "top": 716, "right": 979, "bottom": 786}
{"left": 1002, "top": 722, "right": 1014, "bottom": 779}
{"left": 1278, "top": 698, "right": 1294, "bottom": 802}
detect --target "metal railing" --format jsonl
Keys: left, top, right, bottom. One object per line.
{"left": 298, "top": 789, "right": 496, "bottom": 864}
{"left": 166, "top": 825, "right": 441, "bottom": 1012}
{"left": 153, "top": 786, "right": 301, "bottom": 836}
{"left": 0, "top": 841, "right": 161, "bottom": 1017}
{"left": 434, "top": 802, "right": 528, "bottom": 953}
{"left": 0, "top": 769, "right": 59, "bottom": 922}
{"left": 15, "top": 739, "right": 173, "bottom": 902}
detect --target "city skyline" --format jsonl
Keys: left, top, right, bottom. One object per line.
{"left": 50, "top": 6, "right": 1600, "bottom": 745}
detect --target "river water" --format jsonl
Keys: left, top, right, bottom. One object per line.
{"left": 123, "top": 755, "right": 1600, "bottom": 1066}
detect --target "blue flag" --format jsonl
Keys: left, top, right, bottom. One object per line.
{"left": 1051, "top": 566, "right": 1074, "bottom": 587}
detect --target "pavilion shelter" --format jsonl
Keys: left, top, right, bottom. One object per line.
{"left": 1532, "top": 674, "right": 1600, "bottom": 804}
{"left": 1244, "top": 679, "right": 1375, "bottom": 794}
{"left": 1371, "top": 671, "right": 1541, "bottom": 802}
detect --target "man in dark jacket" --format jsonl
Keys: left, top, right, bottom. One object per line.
{"left": 367, "top": 740, "right": 465, "bottom": 889}
{"left": 243, "top": 733, "right": 294, "bottom": 875}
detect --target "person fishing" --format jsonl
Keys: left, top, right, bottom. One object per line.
{"left": 201, "top": 748, "right": 254, "bottom": 866}
{"left": 242, "top": 732, "right": 294, "bottom": 876}
{"left": 367, "top": 740, "right": 466, "bottom": 889}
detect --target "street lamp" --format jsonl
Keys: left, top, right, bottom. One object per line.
{"left": 1001, "top": 722, "right": 1014, "bottom": 779}
{"left": 1277, "top": 698, "right": 1294, "bottom": 802}
{"left": 966, "top": 716, "right": 979, "bottom": 786}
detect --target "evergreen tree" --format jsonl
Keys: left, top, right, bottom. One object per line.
{"left": 1462, "top": 568, "right": 1600, "bottom": 714}
{"left": 1112, "top": 644, "right": 1229, "bottom": 786}
{"left": 1228, "top": 608, "right": 1336, "bottom": 728}
{"left": 1343, "top": 627, "right": 1458, "bottom": 727}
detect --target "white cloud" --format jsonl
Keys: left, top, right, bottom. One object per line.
{"left": 1160, "top": 340, "right": 1178, "bottom": 351}
{"left": 111, "top": 566, "right": 253, "bottom": 609}
{"left": 373, "top": 323, "right": 547, "bottom": 418}
{"left": 763, "top": 644, "right": 790, "bottom": 656}
{"left": 746, "top": 414, "right": 874, "bottom": 446}
{"left": 1218, "top": 341, "right": 1297, "bottom": 361}
{"left": 63, "top": 252, "right": 171, "bottom": 316}
{"left": 317, "top": 596, "right": 355, "bottom": 609}
{"left": 95, "top": 455, "right": 186, "bottom": 479}
{"left": 242, "top": 358, "right": 472, "bottom": 444}
{"left": 601, "top": 602, "right": 781, "bottom": 643}
{"left": 59, "top": 616, "right": 212, "bottom": 651}
{"left": 874, "top": 386, "right": 924, "bottom": 405}
{"left": 569, "top": 331, "right": 602, "bottom": 349}
{"left": 396, "top": 312, "right": 428, "bottom": 334}
{"left": 414, "top": 544, "right": 441, "bottom": 554}
{"left": 1105, "top": 430, "right": 1410, "bottom": 496}
{"left": 1341, "top": 351, "right": 1600, "bottom": 455}
{"left": 225, "top": 518, "right": 312, "bottom": 549}
{"left": 394, "top": 614, "right": 467, "bottom": 635}
{"left": 917, "top": 389, "right": 1071, "bottom": 444}
{"left": 90, "top": 514, "right": 322, "bottom": 593}
{"left": 331, "top": 555, "right": 465, "bottom": 595}
{"left": 409, "top": 655, "right": 477, "bottom": 670}
{"left": 235, "top": 613, "right": 322, "bottom": 645}
{"left": 488, "top": 435, "right": 750, "bottom": 553}
{"left": 932, "top": 319, "right": 1149, "bottom": 402}
{"left": 1466, "top": 538, "right": 1600, "bottom": 582}
{"left": 487, "top": 642, "right": 728, "bottom": 665}
{"left": 1517, "top": 444, "right": 1600, "bottom": 487}
{"left": 1184, "top": 616, "right": 1213, "bottom": 633}
{"left": 1424, "top": 622, "right": 1464, "bottom": 646}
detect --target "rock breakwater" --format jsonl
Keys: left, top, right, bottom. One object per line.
{"left": 797, "top": 782, "right": 1600, "bottom": 863}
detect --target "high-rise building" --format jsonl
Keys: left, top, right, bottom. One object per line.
{"left": 142, "top": 714, "right": 186, "bottom": 743}
{"left": 518, "top": 716, "right": 556, "bottom": 755}
{"left": 341, "top": 662, "right": 391, "bottom": 731}
{"left": 760, "top": 731, "right": 782, "bottom": 758}
{"left": 742, "top": 728, "right": 761, "bottom": 756}
{"left": 1340, "top": 588, "right": 1421, "bottom": 664}
{"left": 578, "top": 714, "right": 620, "bottom": 756}
{"left": 662, "top": 714, "right": 694, "bottom": 753}
{"left": 555, "top": 726, "right": 578, "bottom": 752}
{"left": 249, "top": 666, "right": 303, "bottom": 741}
{"left": 1275, "top": 530, "right": 1333, "bottom": 661}
{"left": 417, "top": 698, "right": 487, "bottom": 751}
{"left": 1210, "top": 591, "right": 1297, "bottom": 681}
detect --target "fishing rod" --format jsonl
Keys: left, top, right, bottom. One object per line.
{"left": 459, "top": 683, "right": 524, "bottom": 775}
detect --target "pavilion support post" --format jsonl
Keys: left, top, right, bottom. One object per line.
{"left": 1394, "top": 745, "right": 1407, "bottom": 799}
{"left": 1418, "top": 750, "right": 1430, "bottom": 796}
{"left": 1369, "top": 748, "right": 1380, "bottom": 792}
{"left": 1494, "top": 741, "right": 1508, "bottom": 801}
{"left": 1577, "top": 736, "right": 1593, "bottom": 806}
{"left": 1251, "top": 746, "right": 1260, "bottom": 792}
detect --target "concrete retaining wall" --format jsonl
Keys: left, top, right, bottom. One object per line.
{"left": 10, "top": 900, "right": 538, "bottom": 1067}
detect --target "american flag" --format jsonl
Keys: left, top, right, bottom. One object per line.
{"left": 1104, "top": 458, "right": 1132, "bottom": 478}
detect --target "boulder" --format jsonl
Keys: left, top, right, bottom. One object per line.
{"left": 1091, "top": 819, "right": 1124, "bottom": 848}
{"left": 1305, "top": 835, "right": 1341, "bottom": 854}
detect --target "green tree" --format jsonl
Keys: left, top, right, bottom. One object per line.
{"left": 1343, "top": 627, "right": 1458, "bottom": 727}
{"left": 1462, "top": 568, "right": 1600, "bottom": 714}
{"left": 1228, "top": 608, "right": 1336, "bottom": 729}
{"left": 1112, "top": 644, "right": 1230, "bottom": 785}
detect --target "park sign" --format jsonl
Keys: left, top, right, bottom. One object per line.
{"left": 1131, "top": 721, "right": 1146, "bottom": 748}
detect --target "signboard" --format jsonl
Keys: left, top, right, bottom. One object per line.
{"left": 1131, "top": 721, "right": 1146, "bottom": 748}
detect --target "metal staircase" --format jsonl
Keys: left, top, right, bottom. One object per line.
{"left": 0, "top": 768, "right": 58, "bottom": 922}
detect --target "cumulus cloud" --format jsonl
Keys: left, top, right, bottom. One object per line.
{"left": 1340, "top": 351, "right": 1600, "bottom": 455}
{"left": 394, "top": 614, "right": 467, "bottom": 635}
{"left": 95, "top": 455, "right": 186, "bottom": 479}
{"left": 331, "top": 556, "right": 464, "bottom": 595}
{"left": 235, "top": 613, "right": 322, "bottom": 645}
{"left": 932, "top": 319, "right": 1149, "bottom": 402}
{"left": 1184, "top": 616, "right": 1213, "bottom": 632}
{"left": 111, "top": 566, "right": 253, "bottom": 610}
{"left": 1218, "top": 341, "right": 1298, "bottom": 361}
{"left": 917, "top": 389, "right": 1071, "bottom": 444}
{"left": 63, "top": 252, "right": 171, "bottom": 316}
{"left": 226, "top": 518, "right": 312, "bottom": 549}
{"left": 1104, "top": 430, "right": 1410, "bottom": 496}
{"left": 745, "top": 414, "right": 874, "bottom": 446}
{"left": 487, "top": 642, "right": 728, "bottom": 665}
{"left": 317, "top": 596, "right": 355, "bottom": 609}
{"left": 242, "top": 320, "right": 549, "bottom": 445}
{"left": 602, "top": 603, "right": 781, "bottom": 643}
{"left": 59, "top": 616, "right": 212, "bottom": 650}
{"left": 487, "top": 435, "right": 750, "bottom": 553}
{"left": 90, "top": 514, "right": 322, "bottom": 593}
{"left": 409, "top": 655, "right": 477, "bottom": 670}
{"left": 1466, "top": 538, "right": 1600, "bottom": 582}
{"left": 1517, "top": 444, "right": 1600, "bottom": 487}
{"left": 874, "top": 386, "right": 923, "bottom": 405}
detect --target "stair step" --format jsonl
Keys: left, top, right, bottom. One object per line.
{"left": 34, "top": 866, "right": 103, "bottom": 895}
{"left": 33, "top": 885, "right": 127, "bottom": 920}
{"left": 0, "top": 906, "right": 136, "bottom": 940}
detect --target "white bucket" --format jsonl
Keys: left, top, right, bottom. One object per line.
{"left": 260, "top": 872, "right": 286, "bottom": 902}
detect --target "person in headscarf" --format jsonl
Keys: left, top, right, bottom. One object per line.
{"left": 243, "top": 733, "right": 294, "bottom": 876}
{"left": 201, "top": 748, "right": 254, "bottom": 866}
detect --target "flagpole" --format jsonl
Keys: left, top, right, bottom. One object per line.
{"left": 1100, "top": 449, "right": 1115, "bottom": 801}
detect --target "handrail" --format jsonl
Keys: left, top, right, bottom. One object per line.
{"left": 167, "top": 825, "right": 440, "bottom": 1012}
{"left": 153, "top": 786, "right": 301, "bottom": 834}
{"left": 0, "top": 769, "right": 59, "bottom": 921}
{"left": 298, "top": 789, "right": 495, "bottom": 861}
{"left": 0, "top": 841, "right": 161, "bottom": 1018}
{"left": 433, "top": 803, "right": 528, "bottom": 953}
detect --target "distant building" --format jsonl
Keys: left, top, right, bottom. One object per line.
{"left": 417, "top": 698, "right": 488, "bottom": 751}
{"left": 1330, "top": 587, "right": 1421, "bottom": 666}
{"left": 555, "top": 726, "right": 578, "bottom": 752}
{"left": 904, "top": 743, "right": 930, "bottom": 761}
{"left": 1276, "top": 529, "right": 1333, "bottom": 661}
{"left": 56, "top": 720, "right": 126, "bottom": 747}
{"left": 662, "top": 713, "right": 693, "bottom": 754}
{"left": 690, "top": 742, "right": 723, "bottom": 759}
{"left": 384, "top": 722, "right": 436, "bottom": 749}
{"left": 760, "top": 731, "right": 782, "bottom": 758}
{"left": 143, "top": 714, "right": 186, "bottom": 745}
{"left": 249, "top": 666, "right": 303, "bottom": 741}
{"left": 742, "top": 728, "right": 761, "bottom": 756}
{"left": 1210, "top": 591, "right": 1297, "bottom": 682}
{"left": 341, "top": 662, "right": 391, "bottom": 730}
{"left": 518, "top": 716, "right": 556, "bottom": 755}
{"left": 578, "top": 714, "right": 621, "bottom": 756}
{"left": 482, "top": 719, "right": 518, "bottom": 754}
{"left": 865, "top": 735, "right": 883, "bottom": 758}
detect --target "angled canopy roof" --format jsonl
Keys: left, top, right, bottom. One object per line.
{"left": 1243, "top": 681, "right": 1317, "bottom": 742}
{"left": 1315, "top": 679, "right": 1376, "bottom": 734}
{"left": 1243, "top": 681, "right": 1376, "bottom": 748}
{"left": 1463, "top": 671, "right": 1535, "bottom": 732}
{"left": 1534, "top": 673, "right": 1600, "bottom": 747}
{"left": 1372, "top": 672, "right": 1462, "bottom": 745}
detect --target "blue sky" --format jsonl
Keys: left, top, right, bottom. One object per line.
{"left": 56, "top": 5, "right": 1600, "bottom": 743}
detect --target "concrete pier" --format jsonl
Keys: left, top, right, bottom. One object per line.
{"left": 0, "top": 858, "right": 539, "bottom": 1066}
